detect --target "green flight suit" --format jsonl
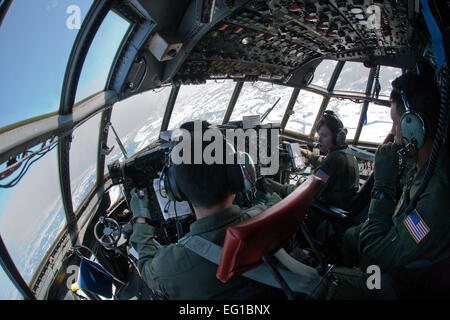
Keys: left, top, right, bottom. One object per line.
{"left": 130, "top": 205, "right": 284, "bottom": 299}
{"left": 334, "top": 148, "right": 450, "bottom": 299}
{"left": 280, "top": 147, "right": 360, "bottom": 209}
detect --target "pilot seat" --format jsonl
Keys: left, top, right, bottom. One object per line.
{"left": 306, "top": 133, "right": 395, "bottom": 262}
{"left": 183, "top": 176, "right": 333, "bottom": 300}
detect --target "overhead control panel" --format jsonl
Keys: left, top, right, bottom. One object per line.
{"left": 173, "top": 0, "right": 411, "bottom": 85}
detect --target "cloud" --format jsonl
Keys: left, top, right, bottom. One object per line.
{"left": 0, "top": 148, "right": 62, "bottom": 253}
{"left": 45, "top": 0, "right": 59, "bottom": 12}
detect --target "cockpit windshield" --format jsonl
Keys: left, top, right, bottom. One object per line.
{"left": 0, "top": 0, "right": 95, "bottom": 300}
{"left": 310, "top": 60, "right": 338, "bottom": 89}
{"left": 334, "top": 61, "right": 371, "bottom": 93}
{"left": 0, "top": 0, "right": 93, "bottom": 129}
{"left": 168, "top": 80, "right": 236, "bottom": 129}
{"left": 75, "top": 11, "right": 130, "bottom": 103}
{"left": 0, "top": 145, "right": 64, "bottom": 300}
{"left": 0, "top": 0, "right": 129, "bottom": 299}
{"left": 105, "top": 87, "right": 172, "bottom": 165}
{"left": 229, "top": 82, "right": 293, "bottom": 124}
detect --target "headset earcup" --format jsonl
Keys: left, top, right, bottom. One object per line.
{"left": 226, "top": 152, "right": 257, "bottom": 193}
{"left": 335, "top": 129, "right": 347, "bottom": 146}
{"left": 163, "top": 166, "right": 186, "bottom": 202}
{"left": 227, "top": 164, "right": 245, "bottom": 193}
{"left": 401, "top": 112, "right": 425, "bottom": 149}
{"left": 241, "top": 163, "right": 256, "bottom": 191}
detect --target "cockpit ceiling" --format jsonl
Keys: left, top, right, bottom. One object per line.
{"left": 172, "top": 0, "right": 414, "bottom": 86}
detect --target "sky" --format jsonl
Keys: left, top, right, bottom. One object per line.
{"left": 0, "top": 0, "right": 399, "bottom": 300}
{"left": 0, "top": 0, "right": 92, "bottom": 128}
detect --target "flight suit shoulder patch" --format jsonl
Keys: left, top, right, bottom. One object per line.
{"left": 402, "top": 208, "right": 430, "bottom": 244}
{"left": 315, "top": 169, "right": 330, "bottom": 183}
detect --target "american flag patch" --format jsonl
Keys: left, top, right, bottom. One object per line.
{"left": 403, "top": 209, "right": 430, "bottom": 244}
{"left": 315, "top": 169, "right": 330, "bottom": 183}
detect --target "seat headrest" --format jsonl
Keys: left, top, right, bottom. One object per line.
{"left": 216, "top": 176, "right": 322, "bottom": 283}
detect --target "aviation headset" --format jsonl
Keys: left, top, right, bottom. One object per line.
{"left": 161, "top": 127, "right": 257, "bottom": 202}
{"left": 394, "top": 88, "right": 426, "bottom": 150}
{"left": 320, "top": 110, "right": 347, "bottom": 147}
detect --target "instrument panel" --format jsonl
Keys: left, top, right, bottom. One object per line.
{"left": 173, "top": 0, "right": 412, "bottom": 85}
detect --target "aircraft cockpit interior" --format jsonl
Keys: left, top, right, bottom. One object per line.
{"left": 0, "top": 0, "right": 449, "bottom": 301}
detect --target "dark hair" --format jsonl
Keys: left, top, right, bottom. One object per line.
{"left": 390, "top": 72, "right": 441, "bottom": 140}
{"left": 317, "top": 110, "right": 346, "bottom": 137}
{"left": 172, "top": 121, "right": 233, "bottom": 208}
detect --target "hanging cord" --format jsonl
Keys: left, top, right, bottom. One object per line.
{"left": 371, "top": 65, "right": 381, "bottom": 101}
{"left": 173, "top": 201, "right": 184, "bottom": 240}
{"left": 164, "top": 201, "right": 183, "bottom": 241}
{"left": 404, "top": 65, "right": 449, "bottom": 214}
{"left": 158, "top": 171, "right": 168, "bottom": 198}
{"left": 0, "top": 139, "right": 58, "bottom": 188}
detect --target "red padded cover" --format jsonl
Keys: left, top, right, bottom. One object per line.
{"left": 216, "top": 176, "right": 322, "bottom": 283}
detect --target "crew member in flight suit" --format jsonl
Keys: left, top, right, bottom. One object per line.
{"left": 128, "top": 121, "right": 285, "bottom": 300}
{"left": 332, "top": 72, "right": 450, "bottom": 299}
{"left": 262, "top": 110, "right": 360, "bottom": 209}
